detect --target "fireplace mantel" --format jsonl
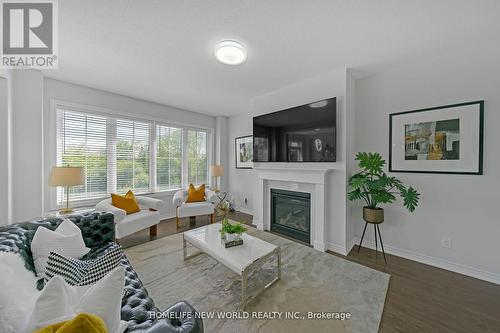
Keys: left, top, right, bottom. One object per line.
{"left": 253, "top": 164, "right": 334, "bottom": 251}
{"left": 254, "top": 162, "right": 339, "bottom": 171}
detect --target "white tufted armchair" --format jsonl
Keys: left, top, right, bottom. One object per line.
{"left": 95, "top": 196, "right": 164, "bottom": 240}
{"left": 173, "top": 187, "right": 218, "bottom": 228}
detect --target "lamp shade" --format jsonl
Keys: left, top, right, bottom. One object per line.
{"left": 210, "top": 165, "right": 224, "bottom": 177}
{"left": 49, "top": 167, "right": 85, "bottom": 186}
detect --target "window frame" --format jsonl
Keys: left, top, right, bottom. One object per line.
{"left": 155, "top": 122, "right": 183, "bottom": 192}
{"left": 49, "top": 99, "right": 213, "bottom": 210}
{"left": 186, "top": 128, "right": 210, "bottom": 186}
{"left": 114, "top": 117, "right": 152, "bottom": 194}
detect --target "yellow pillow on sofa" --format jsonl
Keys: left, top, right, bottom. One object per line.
{"left": 34, "top": 313, "right": 108, "bottom": 333}
{"left": 186, "top": 184, "right": 205, "bottom": 203}
{"left": 111, "top": 190, "right": 140, "bottom": 214}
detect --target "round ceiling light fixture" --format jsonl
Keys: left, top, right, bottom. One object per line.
{"left": 215, "top": 40, "right": 247, "bottom": 65}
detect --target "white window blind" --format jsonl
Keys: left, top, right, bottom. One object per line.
{"left": 156, "top": 125, "right": 182, "bottom": 191}
{"left": 54, "top": 104, "right": 211, "bottom": 207}
{"left": 56, "top": 110, "right": 108, "bottom": 204}
{"left": 115, "top": 119, "right": 151, "bottom": 194}
{"left": 187, "top": 129, "right": 208, "bottom": 185}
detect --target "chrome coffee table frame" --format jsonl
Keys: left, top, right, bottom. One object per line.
{"left": 183, "top": 233, "right": 281, "bottom": 309}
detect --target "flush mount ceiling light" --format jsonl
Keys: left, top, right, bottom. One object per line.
{"left": 309, "top": 100, "right": 328, "bottom": 108}
{"left": 215, "top": 40, "right": 247, "bottom": 65}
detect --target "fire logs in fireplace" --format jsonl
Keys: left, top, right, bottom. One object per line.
{"left": 271, "top": 189, "right": 311, "bottom": 243}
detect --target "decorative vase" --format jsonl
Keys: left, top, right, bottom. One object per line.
{"left": 363, "top": 207, "right": 384, "bottom": 224}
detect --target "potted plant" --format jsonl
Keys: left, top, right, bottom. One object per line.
{"left": 348, "top": 152, "right": 420, "bottom": 223}
{"left": 220, "top": 219, "right": 247, "bottom": 242}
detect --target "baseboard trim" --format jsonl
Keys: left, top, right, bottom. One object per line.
{"left": 327, "top": 242, "right": 348, "bottom": 256}
{"left": 348, "top": 237, "right": 358, "bottom": 255}
{"left": 237, "top": 208, "right": 254, "bottom": 216}
{"left": 352, "top": 237, "right": 500, "bottom": 285}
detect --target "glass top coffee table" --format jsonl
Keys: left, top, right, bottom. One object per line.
{"left": 183, "top": 223, "right": 281, "bottom": 309}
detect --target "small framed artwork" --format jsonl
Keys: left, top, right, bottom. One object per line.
{"left": 389, "top": 101, "right": 484, "bottom": 175}
{"left": 235, "top": 135, "right": 253, "bottom": 169}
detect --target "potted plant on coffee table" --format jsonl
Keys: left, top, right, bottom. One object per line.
{"left": 348, "top": 152, "right": 420, "bottom": 261}
{"left": 220, "top": 219, "right": 247, "bottom": 242}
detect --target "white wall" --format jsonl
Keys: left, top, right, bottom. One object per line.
{"left": 353, "top": 45, "right": 500, "bottom": 283}
{"left": 227, "top": 112, "right": 257, "bottom": 214}
{"left": 11, "top": 70, "right": 44, "bottom": 223}
{"left": 215, "top": 116, "right": 229, "bottom": 192}
{"left": 0, "top": 76, "right": 8, "bottom": 225}
{"left": 227, "top": 68, "right": 351, "bottom": 253}
{"left": 41, "top": 78, "right": 217, "bottom": 220}
{"left": 345, "top": 69, "right": 357, "bottom": 251}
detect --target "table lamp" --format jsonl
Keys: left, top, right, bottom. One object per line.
{"left": 210, "top": 165, "right": 224, "bottom": 192}
{"left": 49, "top": 166, "right": 85, "bottom": 214}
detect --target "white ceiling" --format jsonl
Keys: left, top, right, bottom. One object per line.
{"left": 46, "top": 0, "right": 500, "bottom": 116}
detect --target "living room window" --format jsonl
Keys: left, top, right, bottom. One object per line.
{"left": 187, "top": 129, "right": 208, "bottom": 186}
{"left": 115, "top": 119, "right": 151, "bottom": 194}
{"left": 54, "top": 104, "right": 211, "bottom": 206}
{"left": 56, "top": 109, "right": 109, "bottom": 203}
{"left": 156, "top": 125, "right": 182, "bottom": 191}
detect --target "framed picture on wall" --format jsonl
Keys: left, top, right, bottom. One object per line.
{"left": 235, "top": 135, "right": 253, "bottom": 169}
{"left": 389, "top": 101, "right": 484, "bottom": 175}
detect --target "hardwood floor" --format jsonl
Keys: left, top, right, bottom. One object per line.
{"left": 119, "top": 212, "right": 500, "bottom": 333}
{"left": 330, "top": 247, "right": 500, "bottom": 333}
{"left": 117, "top": 211, "right": 253, "bottom": 249}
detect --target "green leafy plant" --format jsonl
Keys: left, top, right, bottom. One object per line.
{"left": 348, "top": 152, "right": 420, "bottom": 212}
{"left": 220, "top": 219, "right": 247, "bottom": 235}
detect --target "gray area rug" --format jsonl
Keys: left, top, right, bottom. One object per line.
{"left": 125, "top": 224, "right": 389, "bottom": 333}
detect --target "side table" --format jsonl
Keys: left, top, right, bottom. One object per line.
{"left": 39, "top": 207, "right": 95, "bottom": 219}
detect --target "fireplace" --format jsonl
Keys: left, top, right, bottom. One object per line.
{"left": 271, "top": 189, "right": 311, "bottom": 243}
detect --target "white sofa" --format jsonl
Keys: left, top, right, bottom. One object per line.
{"left": 95, "top": 196, "right": 164, "bottom": 240}
{"left": 173, "top": 188, "right": 218, "bottom": 228}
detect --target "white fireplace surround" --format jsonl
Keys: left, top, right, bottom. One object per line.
{"left": 253, "top": 163, "right": 335, "bottom": 251}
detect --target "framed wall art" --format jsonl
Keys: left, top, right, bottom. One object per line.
{"left": 389, "top": 101, "right": 484, "bottom": 175}
{"left": 235, "top": 135, "right": 253, "bottom": 169}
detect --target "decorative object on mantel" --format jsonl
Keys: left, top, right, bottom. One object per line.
{"left": 220, "top": 219, "right": 247, "bottom": 247}
{"left": 389, "top": 100, "right": 484, "bottom": 174}
{"left": 235, "top": 135, "right": 253, "bottom": 169}
{"left": 348, "top": 152, "right": 420, "bottom": 263}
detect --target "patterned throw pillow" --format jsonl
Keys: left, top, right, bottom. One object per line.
{"left": 44, "top": 243, "right": 123, "bottom": 286}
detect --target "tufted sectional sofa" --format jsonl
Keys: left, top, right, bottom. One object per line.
{"left": 0, "top": 212, "right": 203, "bottom": 333}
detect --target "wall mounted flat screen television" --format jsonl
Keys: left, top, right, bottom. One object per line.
{"left": 253, "top": 97, "right": 336, "bottom": 162}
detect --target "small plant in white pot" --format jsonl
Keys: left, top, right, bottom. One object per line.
{"left": 220, "top": 219, "right": 247, "bottom": 242}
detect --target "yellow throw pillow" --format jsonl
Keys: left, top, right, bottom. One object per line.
{"left": 186, "top": 184, "right": 205, "bottom": 203}
{"left": 111, "top": 190, "right": 140, "bottom": 214}
{"left": 34, "top": 313, "right": 108, "bottom": 333}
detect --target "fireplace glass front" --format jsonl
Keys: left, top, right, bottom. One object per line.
{"left": 271, "top": 189, "right": 311, "bottom": 243}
